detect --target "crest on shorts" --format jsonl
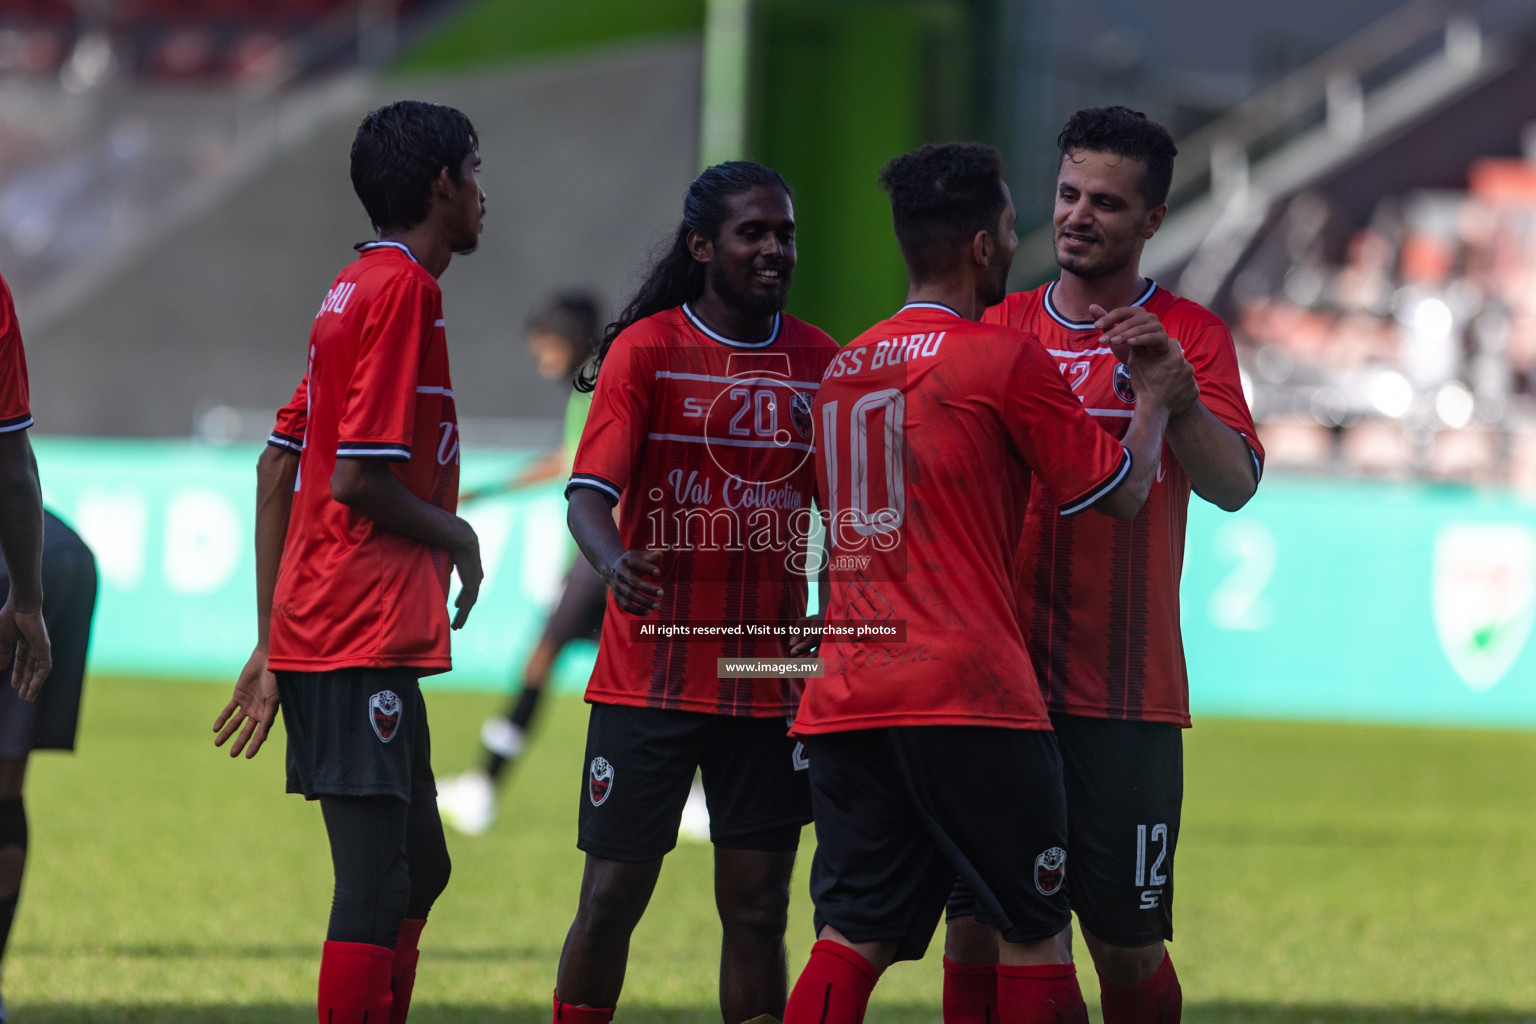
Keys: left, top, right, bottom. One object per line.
{"left": 589, "top": 756, "right": 614, "bottom": 806}
{"left": 790, "top": 391, "right": 814, "bottom": 439}
{"left": 1112, "top": 363, "right": 1136, "bottom": 403}
{"left": 368, "top": 690, "right": 402, "bottom": 743}
{"left": 1034, "top": 846, "right": 1066, "bottom": 896}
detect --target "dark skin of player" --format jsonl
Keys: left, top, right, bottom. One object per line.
{"left": 215, "top": 150, "right": 488, "bottom": 758}
{"left": 559, "top": 185, "right": 807, "bottom": 1021}
{"left": 819, "top": 178, "right": 1196, "bottom": 977}
{"left": 0, "top": 428, "right": 49, "bottom": 701}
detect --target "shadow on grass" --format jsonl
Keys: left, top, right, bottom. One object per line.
{"left": 9, "top": 1004, "right": 1536, "bottom": 1024}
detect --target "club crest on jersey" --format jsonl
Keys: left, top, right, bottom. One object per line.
{"left": 368, "top": 690, "right": 402, "bottom": 743}
{"left": 1113, "top": 363, "right": 1136, "bottom": 403}
{"left": 790, "top": 391, "right": 814, "bottom": 439}
{"left": 589, "top": 756, "right": 614, "bottom": 806}
{"left": 1034, "top": 846, "right": 1066, "bottom": 896}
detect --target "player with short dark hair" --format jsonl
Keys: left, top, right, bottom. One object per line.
{"left": 437, "top": 292, "right": 607, "bottom": 835}
{"left": 215, "top": 99, "right": 486, "bottom": 1024}
{"left": 782, "top": 141, "right": 1197, "bottom": 1024}
{"left": 944, "top": 106, "right": 1264, "bottom": 1024}
{"left": 554, "top": 161, "right": 838, "bottom": 1024}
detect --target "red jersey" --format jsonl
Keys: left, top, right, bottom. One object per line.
{"left": 793, "top": 303, "right": 1131, "bottom": 735}
{"left": 268, "top": 242, "right": 461, "bottom": 674}
{"left": 985, "top": 280, "right": 1264, "bottom": 726}
{"left": 0, "top": 275, "right": 32, "bottom": 434}
{"left": 567, "top": 305, "right": 838, "bottom": 717}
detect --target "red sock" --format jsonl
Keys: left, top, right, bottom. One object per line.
{"left": 943, "top": 958, "right": 998, "bottom": 1024}
{"left": 387, "top": 918, "right": 426, "bottom": 1024}
{"left": 317, "top": 941, "right": 393, "bottom": 1024}
{"left": 996, "top": 962, "right": 1087, "bottom": 1024}
{"left": 784, "top": 939, "right": 879, "bottom": 1024}
{"left": 1097, "top": 951, "right": 1181, "bottom": 1024}
{"left": 552, "top": 990, "right": 615, "bottom": 1024}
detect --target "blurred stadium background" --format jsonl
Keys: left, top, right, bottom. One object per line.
{"left": 4, "top": 0, "right": 1536, "bottom": 1020}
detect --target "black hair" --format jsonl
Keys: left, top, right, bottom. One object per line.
{"left": 527, "top": 292, "right": 602, "bottom": 363}
{"left": 879, "top": 142, "right": 1007, "bottom": 283}
{"left": 350, "top": 100, "right": 479, "bottom": 235}
{"left": 1057, "top": 106, "right": 1177, "bottom": 209}
{"left": 576, "top": 161, "right": 791, "bottom": 393}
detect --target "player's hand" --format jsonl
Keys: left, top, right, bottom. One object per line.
{"left": 605, "top": 549, "right": 664, "bottom": 616}
{"left": 450, "top": 528, "right": 483, "bottom": 630}
{"left": 1091, "top": 303, "right": 1171, "bottom": 362}
{"left": 0, "top": 597, "right": 50, "bottom": 702}
{"left": 214, "top": 646, "right": 279, "bottom": 759}
{"left": 1128, "top": 341, "right": 1200, "bottom": 417}
{"left": 789, "top": 614, "right": 824, "bottom": 657}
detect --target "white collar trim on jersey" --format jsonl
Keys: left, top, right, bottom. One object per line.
{"left": 358, "top": 240, "right": 420, "bottom": 264}
{"left": 899, "top": 301, "right": 965, "bottom": 319}
{"left": 681, "top": 303, "right": 781, "bottom": 348}
{"left": 1042, "top": 278, "right": 1157, "bottom": 330}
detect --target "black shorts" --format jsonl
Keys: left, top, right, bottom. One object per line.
{"left": 277, "top": 668, "right": 436, "bottom": 804}
{"left": 540, "top": 556, "right": 606, "bottom": 648}
{"left": 577, "top": 702, "right": 811, "bottom": 862}
{"left": 1052, "top": 712, "right": 1183, "bottom": 946}
{"left": 0, "top": 511, "right": 98, "bottom": 758}
{"left": 809, "top": 726, "right": 1070, "bottom": 963}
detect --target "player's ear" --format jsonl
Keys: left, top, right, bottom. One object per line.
{"left": 972, "top": 229, "right": 994, "bottom": 269}
{"left": 687, "top": 227, "right": 714, "bottom": 265}
{"left": 1143, "top": 203, "right": 1167, "bottom": 239}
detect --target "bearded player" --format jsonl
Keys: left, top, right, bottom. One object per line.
{"left": 555, "top": 161, "right": 837, "bottom": 1024}
{"left": 214, "top": 100, "right": 485, "bottom": 1024}
{"left": 944, "top": 107, "right": 1264, "bottom": 1024}
{"left": 784, "top": 142, "right": 1197, "bottom": 1024}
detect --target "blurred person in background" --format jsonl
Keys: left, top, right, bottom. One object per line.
{"left": 214, "top": 100, "right": 485, "bottom": 1024}
{"left": 945, "top": 107, "right": 1263, "bottom": 1024}
{"left": 437, "top": 292, "right": 606, "bottom": 836}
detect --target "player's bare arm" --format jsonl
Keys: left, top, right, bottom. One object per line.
{"left": 1091, "top": 345, "right": 1196, "bottom": 520}
{"left": 215, "top": 444, "right": 297, "bottom": 758}
{"left": 0, "top": 427, "right": 50, "bottom": 701}
{"left": 567, "top": 486, "right": 662, "bottom": 616}
{"left": 331, "top": 458, "right": 483, "bottom": 628}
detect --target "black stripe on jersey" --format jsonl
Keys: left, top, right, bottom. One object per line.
{"left": 1057, "top": 448, "right": 1131, "bottom": 517}
{"left": 1042, "top": 279, "right": 1157, "bottom": 330}
{"left": 267, "top": 432, "right": 303, "bottom": 454}
{"left": 565, "top": 474, "right": 622, "bottom": 505}
{"left": 337, "top": 441, "right": 411, "bottom": 461}
{"left": 1106, "top": 512, "right": 1151, "bottom": 719}
{"left": 1030, "top": 501, "right": 1076, "bottom": 711}
{"left": 0, "top": 412, "right": 33, "bottom": 433}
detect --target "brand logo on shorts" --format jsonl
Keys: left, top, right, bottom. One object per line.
{"left": 1034, "top": 846, "right": 1066, "bottom": 896}
{"left": 1113, "top": 363, "right": 1136, "bottom": 403}
{"left": 790, "top": 391, "right": 814, "bottom": 439}
{"left": 368, "top": 690, "right": 402, "bottom": 743}
{"left": 792, "top": 741, "right": 809, "bottom": 771}
{"left": 589, "top": 756, "right": 614, "bottom": 806}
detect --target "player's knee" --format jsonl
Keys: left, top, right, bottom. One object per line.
{"left": 574, "top": 870, "right": 652, "bottom": 939}
{"left": 1086, "top": 935, "right": 1165, "bottom": 987}
{"left": 331, "top": 851, "right": 410, "bottom": 946}
{"left": 944, "top": 914, "right": 998, "bottom": 963}
{"left": 407, "top": 843, "right": 452, "bottom": 917}
{"left": 718, "top": 871, "right": 791, "bottom": 939}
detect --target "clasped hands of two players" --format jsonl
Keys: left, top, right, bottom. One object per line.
{"left": 0, "top": 595, "right": 50, "bottom": 702}
{"left": 1091, "top": 304, "right": 1200, "bottom": 415}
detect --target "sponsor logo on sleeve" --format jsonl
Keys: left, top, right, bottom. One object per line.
{"left": 1034, "top": 846, "right": 1066, "bottom": 896}
{"left": 589, "top": 756, "right": 614, "bottom": 806}
{"left": 368, "top": 690, "right": 402, "bottom": 743}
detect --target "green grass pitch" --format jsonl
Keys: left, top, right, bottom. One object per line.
{"left": 7, "top": 676, "right": 1535, "bottom": 1022}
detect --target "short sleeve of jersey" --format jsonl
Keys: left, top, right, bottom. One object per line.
{"left": 1181, "top": 314, "right": 1264, "bottom": 482}
{"left": 267, "top": 377, "right": 308, "bottom": 454}
{"left": 0, "top": 278, "right": 31, "bottom": 434}
{"left": 336, "top": 277, "right": 439, "bottom": 461}
{"left": 566, "top": 332, "right": 652, "bottom": 505}
{"left": 1002, "top": 332, "right": 1129, "bottom": 515}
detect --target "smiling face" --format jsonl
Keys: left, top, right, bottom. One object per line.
{"left": 694, "top": 184, "right": 796, "bottom": 319}
{"left": 1053, "top": 148, "right": 1164, "bottom": 281}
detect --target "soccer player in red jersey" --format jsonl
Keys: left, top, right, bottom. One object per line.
{"left": 783, "top": 143, "right": 1197, "bottom": 1024}
{"left": 944, "top": 107, "right": 1265, "bottom": 1024}
{"left": 214, "top": 100, "right": 486, "bottom": 1024}
{"left": 555, "top": 162, "right": 838, "bottom": 1024}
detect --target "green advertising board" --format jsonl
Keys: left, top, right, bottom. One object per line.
{"left": 30, "top": 438, "right": 1536, "bottom": 729}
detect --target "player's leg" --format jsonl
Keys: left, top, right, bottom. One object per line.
{"left": 1052, "top": 713, "right": 1183, "bottom": 1024}
{"left": 700, "top": 714, "right": 810, "bottom": 1021}
{"left": 553, "top": 703, "right": 700, "bottom": 1021}
{"left": 391, "top": 686, "right": 452, "bottom": 1023}
{"left": 941, "top": 889, "right": 999, "bottom": 1024}
{"left": 0, "top": 756, "right": 26, "bottom": 990}
{"left": 785, "top": 729, "right": 954, "bottom": 1024}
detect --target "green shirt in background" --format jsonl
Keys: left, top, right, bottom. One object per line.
{"left": 562, "top": 388, "right": 593, "bottom": 476}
